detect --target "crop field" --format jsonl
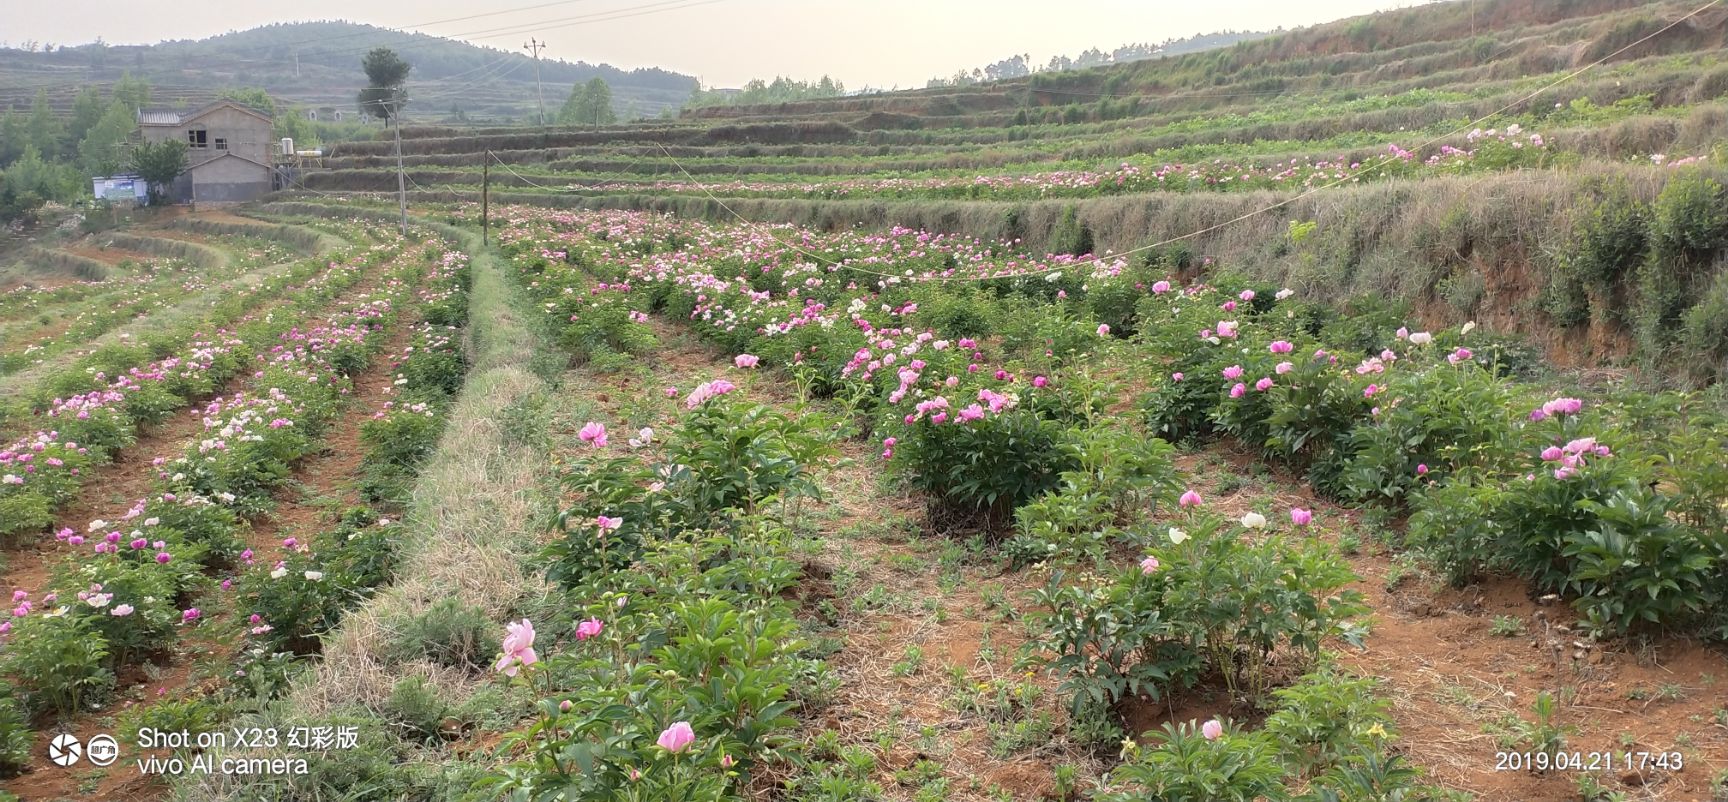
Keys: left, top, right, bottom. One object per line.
{"left": 3, "top": 0, "right": 1728, "bottom": 801}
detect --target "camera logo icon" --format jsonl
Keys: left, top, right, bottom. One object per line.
{"left": 47, "top": 733, "right": 81, "bottom": 767}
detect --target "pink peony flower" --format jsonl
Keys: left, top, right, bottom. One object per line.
{"left": 1255, "top": 377, "right": 1274, "bottom": 392}
{"left": 1179, "top": 489, "right": 1203, "bottom": 507}
{"left": 1229, "top": 383, "right": 1246, "bottom": 398}
{"left": 1139, "top": 556, "right": 1160, "bottom": 574}
{"left": 494, "top": 619, "right": 539, "bottom": 677}
{"left": 734, "top": 353, "right": 760, "bottom": 369}
{"left": 578, "top": 422, "right": 608, "bottom": 447}
{"left": 111, "top": 604, "right": 135, "bottom": 617}
{"left": 1202, "top": 719, "right": 1224, "bottom": 740}
{"left": 1171, "top": 372, "right": 1184, "bottom": 382}
{"left": 1097, "top": 323, "right": 1111, "bottom": 337}
{"left": 1222, "top": 365, "right": 1244, "bottom": 380}
{"left": 1269, "top": 340, "right": 1293, "bottom": 354}
{"left": 1151, "top": 280, "right": 1171, "bottom": 294}
{"left": 575, "top": 617, "right": 604, "bottom": 641}
{"left": 657, "top": 721, "right": 695, "bottom": 753}
{"left": 1290, "top": 508, "right": 1313, "bottom": 526}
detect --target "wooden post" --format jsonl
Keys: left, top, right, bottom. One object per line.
{"left": 482, "top": 151, "right": 490, "bottom": 246}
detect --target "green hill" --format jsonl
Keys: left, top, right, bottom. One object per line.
{"left": 0, "top": 20, "right": 698, "bottom": 124}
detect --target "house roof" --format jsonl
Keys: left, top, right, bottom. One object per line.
{"left": 137, "top": 99, "right": 273, "bottom": 127}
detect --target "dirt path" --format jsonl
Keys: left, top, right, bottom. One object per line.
{"left": 56, "top": 245, "right": 155, "bottom": 267}
{"left": 0, "top": 270, "right": 429, "bottom": 802}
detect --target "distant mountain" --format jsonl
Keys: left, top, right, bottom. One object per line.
{"left": 0, "top": 21, "right": 698, "bottom": 123}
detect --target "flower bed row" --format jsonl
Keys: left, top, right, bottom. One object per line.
{"left": 506, "top": 127, "right": 1552, "bottom": 203}
{"left": 0, "top": 236, "right": 443, "bottom": 747}
{"left": 0, "top": 238, "right": 409, "bottom": 541}
{"left": 0, "top": 235, "right": 299, "bottom": 376}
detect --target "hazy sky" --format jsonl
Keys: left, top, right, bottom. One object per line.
{"left": 10, "top": 0, "right": 1429, "bottom": 88}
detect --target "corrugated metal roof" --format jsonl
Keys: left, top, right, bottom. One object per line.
{"left": 136, "top": 101, "right": 273, "bottom": 127}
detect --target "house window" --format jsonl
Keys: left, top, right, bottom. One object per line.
{"left": 187, "top": 129, "right": 208, "bottom": 148}
{"left": 214, "top": 138, "right": 228, "bottom": 151}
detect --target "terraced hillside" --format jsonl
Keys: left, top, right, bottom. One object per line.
{"left": 299, "top": 0, "right": 1728, "bottom": 378}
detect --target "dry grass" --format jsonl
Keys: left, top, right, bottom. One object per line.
{"left": 291, "top": 234, "right": 557, "bottom": 717}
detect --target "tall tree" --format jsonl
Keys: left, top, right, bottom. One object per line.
{"left": 219, "top": 87, "right": 277, "bottom": 117}
{"left": 0, "top": 110, "right": 25, "bottom": 167}
{"left": 25, "top": 90, "right": 64, "bottom": 160}
{"left": 357, "top": 46, "right": 411, "bottom": 234}
{"left": 558, "top": 78, "right": 615, "bottom": 127}
{"left": 112, "top": 71, "right": 150, "bottom": 112}
{"left": 68, "top": 87, "right": 106, "bottom": 147}
{"left": 78, "top": 100, "right": 135, "bottom": 176}
{"left": 129, "top": 138, "right": 186, "bottom": 205}
{"left": 357, "top": 47, "right": 410, "bottom": 123}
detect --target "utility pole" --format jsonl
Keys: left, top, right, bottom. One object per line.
{"left": 523, "top": 38, "right": 547, "bottom": 127}
{"left": 394, "top": 101, "right": 406, "bottom": 236}
{"left": 481, "top": 150, "right": 490, "bottom": 246}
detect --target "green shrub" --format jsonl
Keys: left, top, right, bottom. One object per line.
{"left": 1676, "top": 271, "right": 1728, "bottom": 385}
{"left": 1048, "top": 205, "right": 1094, "bottom": 257}
{"left": 1650, "top": 171, "right": 1728, "bottom": 265}
{"left": 1034, "top": 515, "right": 1366, "bottom": 717}
{"left": 892, "top": 407, "right": 1077, "bottom": 529}
{"left": 1102, "top": 720, "right": 1286, "bottom": 802}
{"left": 1007, "top": 427, "right": 1180, "bottom": 567}
{"left": 117, "top": 697, "right": 229, "bottom": 752}
{"left": 1341, "top": 363, "right": 1518, "bottom": 504}
{"left": 383, "top": 597, "right": 498, "bottom": 673}
{"left": 0, "top": 687, "right": 29, "bottom": 777}
{"left": 382, "top": 676, "right": 450, "bottom": 744}
{"left": 1572, "top": 183, "right": 1648, "bottom": 286}
{"left": 1262, "top": 663, "right": 1394, "bottom": 772}
{"left": 0, "top": 615, "right": 113, "bottom": 719}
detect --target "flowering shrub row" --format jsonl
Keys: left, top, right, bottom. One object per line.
{"left": 0, "top": 242, "right": 404, "bottom": 542}
{"left": 490, "top": 388, "right": 835, "bottom": 799}
{"left": 0, "top": 235, "right": 440, "bottom": 722}
{"left": 1123, "top": 281, "right": 1728, "bottom": 638}
{"left": 523, "top": 129, "right": 1551, "bottom": 203}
